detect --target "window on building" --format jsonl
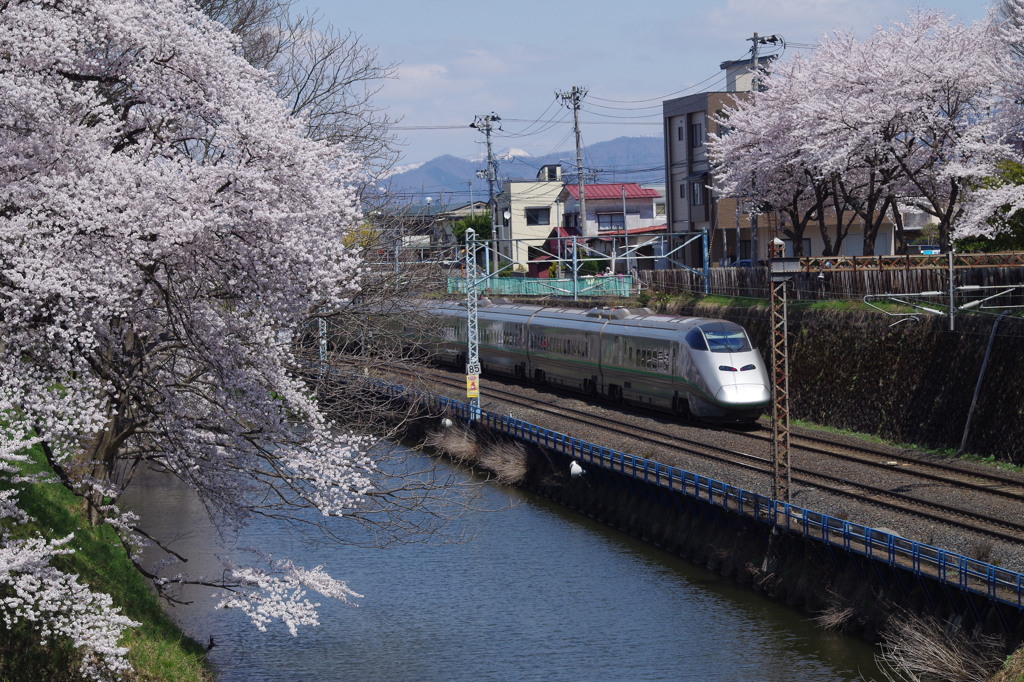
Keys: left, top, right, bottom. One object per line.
{"left": 655, "top": 202, "right": 666, "bottom": 217}
{"left": 677, "top": 126, "right": 685, "bottom": 142}
{"left": 597, "top": 213, "right": 625, "bottom": 231}
{"left": 691, "top": 122, "right": 703, "bottom": 147}
{"left": 691, "top": 182, "right": 704, "bottom": 206}
{"left": 678, "top": 184, "right": 686, "bottom": 199}
{"left": 525, "top": 207, "right": 550, "bottom": 226}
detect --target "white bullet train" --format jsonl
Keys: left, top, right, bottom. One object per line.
{"left": 420, "top": 300, "right": 771, "bottom": 422}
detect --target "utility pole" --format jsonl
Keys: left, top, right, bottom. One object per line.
{"left": 748, "top": 33, "right": 780, "bottom": 93}
{"left": 750, "top": 32, "right": 760, "bottom": 92}
{"left": 557, "top": 86, "right": 588, "bottom": 241}
{"left": 470, "top": 113, "right": 500, "bottom": 275}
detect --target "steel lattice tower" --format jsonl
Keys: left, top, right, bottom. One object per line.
{"left": 464, "top": 229, "right": 481, "bottom": 418}
{"left": 769, "top": 279, "right": 791, "bottom": 504}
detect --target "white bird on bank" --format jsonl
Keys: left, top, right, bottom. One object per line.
{"left": 570, "top": 460, "right": 585, "bottom": 478}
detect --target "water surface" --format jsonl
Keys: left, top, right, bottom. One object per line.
{"left": 122, "top": 449, "right": 883, "bottom": 681}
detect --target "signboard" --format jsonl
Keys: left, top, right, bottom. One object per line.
{"left": 466, "top": 374, "right": 479, "bottom": 399}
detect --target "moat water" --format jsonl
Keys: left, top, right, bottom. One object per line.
{"left": 122, "top": 448, "right": 884, "bottom": 681}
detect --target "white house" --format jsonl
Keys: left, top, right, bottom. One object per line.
{"left": 557, "top": 182, "right": 666, "bottom": 271}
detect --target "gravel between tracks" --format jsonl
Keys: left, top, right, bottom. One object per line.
{"left": 417, "top": 368, "right": 1024, "bottom": 574}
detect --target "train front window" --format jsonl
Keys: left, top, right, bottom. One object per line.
{"left": 700, "top": 324, "right": 752, "bottom": 353}
{"left": 684, "top": 328, "right": 707, "bottom": 351}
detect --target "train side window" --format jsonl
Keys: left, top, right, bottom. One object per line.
{"left": 685, "top": 328, "right": 708, "bottom": 351}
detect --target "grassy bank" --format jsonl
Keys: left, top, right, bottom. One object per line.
{"left": 0, "top": 446, "right": 211, "bottom": 681}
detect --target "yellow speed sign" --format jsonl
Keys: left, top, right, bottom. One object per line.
{"left": 466, "top": 374, "right": 479, "bottom": 398}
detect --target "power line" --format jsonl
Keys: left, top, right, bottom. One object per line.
{"left": 587, "top": 69, "right": 727, "bottom": 104}
{"left": 583, "top": 110, "right": 665, "bottom": 120}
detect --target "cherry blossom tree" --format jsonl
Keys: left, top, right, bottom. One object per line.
{"left": 0, "top": 431, "right": 138, "bottom": 679}
{"left": 711, "top": 10, "right": 1006, "bottom": 255}
{"left": 0, "top": 0, "right": 423, "bottom": 674}
{"left": 711, "top": 56, "right": 833, "bottom": 257}
{"left": 195, "top": 0, "right": 401, "bottom": 186}
{"left": 841, "top": 11, "right": 1002, "bottom": 252}
{"left": 957, "top": 0, "right": 1024, "bottom": 238}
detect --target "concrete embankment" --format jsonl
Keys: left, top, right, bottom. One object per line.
{"left": 664, "top": 302, "right": 1024, "bottom": 464}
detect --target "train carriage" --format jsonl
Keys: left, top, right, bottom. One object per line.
{"left": 420, "top": 300, "right": 770, "bottom": 423}
{"left": 523, "top": 307, "right": 602, "bottom": 392}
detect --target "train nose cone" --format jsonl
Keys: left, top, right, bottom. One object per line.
{"left": 716, "top": 383, "right": 770, "bottom": 407}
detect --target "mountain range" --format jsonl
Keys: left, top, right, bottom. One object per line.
{"left": 383, "top": 136, "right": 665, "bottom": 207}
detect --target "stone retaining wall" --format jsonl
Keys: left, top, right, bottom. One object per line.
{"left": 670, "top": 303, "right": 1024, "bottom": 463}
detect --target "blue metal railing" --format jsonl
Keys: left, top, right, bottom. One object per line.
{"left": 369, "top": 377, "right": 1024, "bottom": 611}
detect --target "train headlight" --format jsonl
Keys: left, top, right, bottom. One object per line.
{"left": 718, "top": 365, "right": 738, "bottom": 372}
{"left": 740, "top": 364, "right": 756, "bottom": 371}
{"left": 717, "top": 384, "right": 771, "bottom": 406}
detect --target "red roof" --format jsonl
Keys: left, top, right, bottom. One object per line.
{"left": 595, "top": 224, "right": 667, "bottom": 237}
{"left": 563, "top": 183, "right": 660, "bottom": 201}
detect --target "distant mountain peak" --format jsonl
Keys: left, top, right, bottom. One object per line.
{"left": 386, "top": 136, "right": 664, "bottom": 204}
{"left": 383, "top": 160, "right": 425, "bottom": 178}
{"left": 498, "top": 147, "right": 531, "bottom": 160}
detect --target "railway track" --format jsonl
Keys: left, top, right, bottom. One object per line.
{"left": 731, "top": 425, "right": 1024, "bottom": 503}
{"left": 382, "top": 364, "right": 1024, "bottom": 546}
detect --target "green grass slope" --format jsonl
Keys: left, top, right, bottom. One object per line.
{"left": 0, "top": 447, "right": 211, "bottom": 681}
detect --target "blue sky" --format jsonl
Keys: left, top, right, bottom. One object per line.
{"left": 296, "top": 0, "right": 992, "bottom": 166}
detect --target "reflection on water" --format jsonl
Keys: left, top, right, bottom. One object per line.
{"left": 121, "top": 448, "right": 882, "bottom": 681}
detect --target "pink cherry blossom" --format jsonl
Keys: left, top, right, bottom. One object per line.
{"left": 0, "top": 0, "right": 376, "bottom": 673}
